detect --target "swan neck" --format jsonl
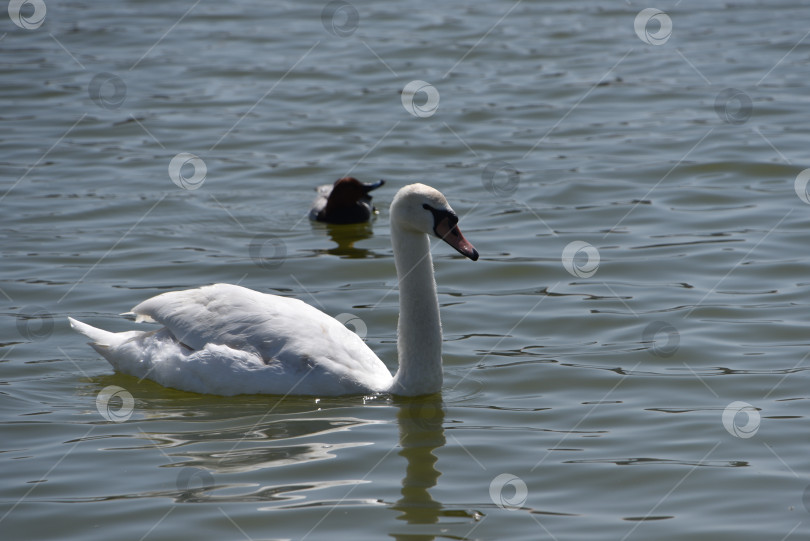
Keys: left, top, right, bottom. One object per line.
{"left": 390, "top": 224, "right": 443, "bottom": 396}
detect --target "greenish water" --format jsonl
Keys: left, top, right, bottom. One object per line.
{"left": 3, "top": 1, "right": 810, "bottom": 539}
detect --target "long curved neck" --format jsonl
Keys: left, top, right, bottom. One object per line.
{"left": 389, "top": 224, "right": 443, "bottom": 396}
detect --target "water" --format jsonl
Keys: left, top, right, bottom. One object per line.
{"left": 3, "top": 0, "right": 810, "bottom": 539}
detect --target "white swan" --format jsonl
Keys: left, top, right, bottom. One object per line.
{"left": 69, "top": 183, "right": 479, "bottom": 396}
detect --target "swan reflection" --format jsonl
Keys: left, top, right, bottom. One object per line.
{"left": 391, "top": 395, "right": 446, "bottom": 533}
{"left": 103, "top": 390, "right": 477, "bottom": 538}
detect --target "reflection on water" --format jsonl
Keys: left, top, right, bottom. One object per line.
{"left": 390, "top": 396, "right": 482, "bottom": 540}
{"left": 312, "top": 221, "right": 382, "bottom": 259}
{"left": 171, "top": 440, "right": 370, "bottom": 473}
{"left": 69, "top": 390, "right": 481, "bottom": 538}
{"left": 141, "top": 417, "right": 369, "bottom": 452}
{"left": 392, "top": 396, "right": 445, "bottom": 529}
{"left": 6, "top": 0, "right": 810, "bottom": 537}
{"left": 139, "top": 412, "right": 380, "bottom": 502}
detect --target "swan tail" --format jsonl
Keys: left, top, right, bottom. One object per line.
{"left": 68, "top": 317, "right": 162, "bottom": 378}
{"left": 68, "top": 317, "right": 120, "bottom": 346}
{"left": 68, "top": 316, "right": 146, "bottom": 356}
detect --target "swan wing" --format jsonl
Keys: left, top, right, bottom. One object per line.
{"left": 130, "top": 283, "right": 392, "bottom": 391}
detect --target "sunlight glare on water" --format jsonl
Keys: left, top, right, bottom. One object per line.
{"left": 2, "top": 1, "right": 810, "bottom": 540}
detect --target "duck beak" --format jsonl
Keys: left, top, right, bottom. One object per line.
{"left": 434, "top": 216, "right": 479, "bottom": 261}
{"left": 363, "top": 179, "right": 385, "bottom": 193}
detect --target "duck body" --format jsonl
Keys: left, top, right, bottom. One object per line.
{"left": 70, "top": 183, "right": 478, "bottom": 397}
{"left": 309, "top": 177, "right": 385, "bottom": 224}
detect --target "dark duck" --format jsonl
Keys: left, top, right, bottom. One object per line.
{"left": 309, "top": 177, "right": 385, "bottom": 224}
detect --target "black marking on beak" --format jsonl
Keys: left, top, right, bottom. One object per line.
{"left": 423, "top": 203, "right": 458, "bottom": 234}
{"left": 422, "top": 203, "right": 479, "bottom": 261}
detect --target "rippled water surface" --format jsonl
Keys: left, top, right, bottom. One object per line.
{"left": 3, "top": 1, "right": 810, "bottom": 539}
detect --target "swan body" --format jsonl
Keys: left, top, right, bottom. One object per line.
{"left": 309, "top": 177, "right": 385, "bottom": 224}
{"left": 70, "top": 183, "right": 478, "bottom": 396}
{"left": 69, "top": 284, "right": 389, "bottom": 395}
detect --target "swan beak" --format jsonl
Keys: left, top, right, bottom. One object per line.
{"left": 435, "top": 217, "right": 479, "bottom": 261}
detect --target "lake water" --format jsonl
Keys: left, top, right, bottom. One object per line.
{"left": 3, "top": 0, "right": 810, "bottom": 539}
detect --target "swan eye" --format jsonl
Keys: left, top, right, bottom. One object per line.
{"left": 422, "top": 203, "right": 458, "bottom": 231}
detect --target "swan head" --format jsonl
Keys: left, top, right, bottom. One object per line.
{"left": 390, "top": 183, "right": 479, "bottom": 261}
